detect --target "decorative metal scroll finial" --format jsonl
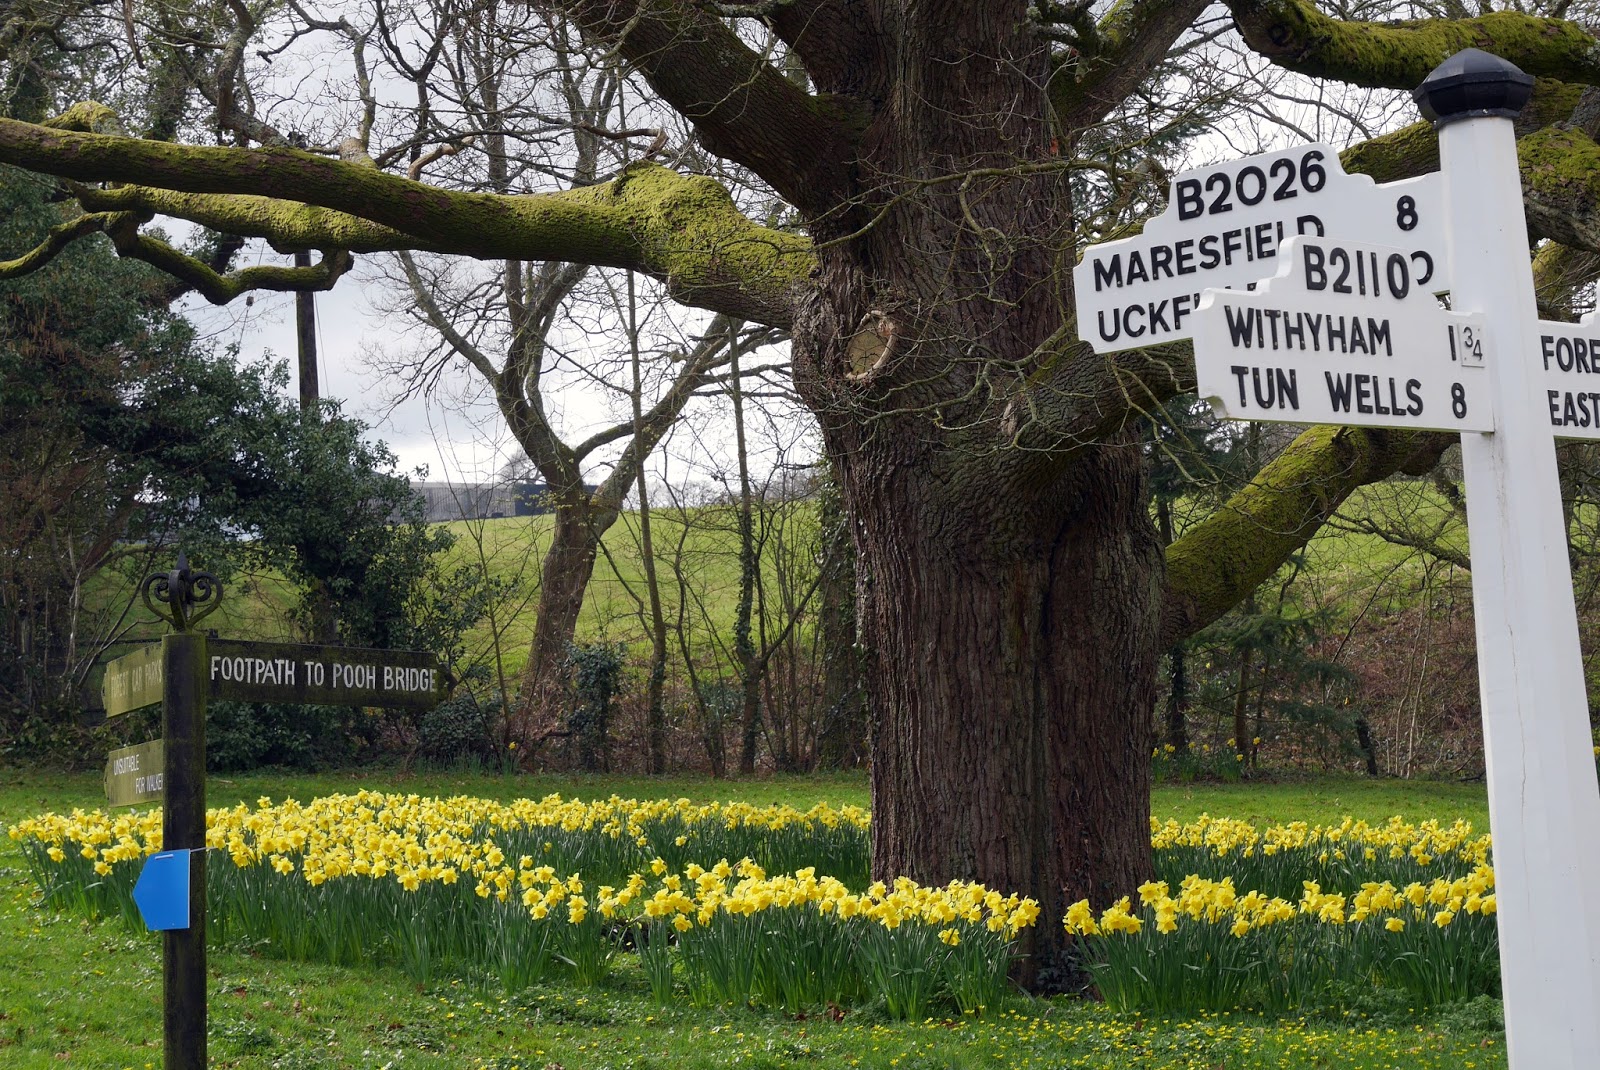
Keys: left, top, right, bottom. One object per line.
{"left": 140, "top": 551, "right": 222, "bottom": 633}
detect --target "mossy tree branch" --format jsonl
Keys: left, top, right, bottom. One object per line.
{"left": 564, "top": 0, "right": 860, "bottom": 214}
{"left": 0, "top": 114, "right": 813, "bottom": 326}
{"left": 73, "top": 184, "right": 440, "bottom": 255}
{"left": 1520, "top": 124, "right": 1600, "bottom": 254}
{"left": 1049, "top": 0, "right": 1212, "bottom": 132}
{"left": 0, "top": 209, "right": 123, "bottom": 278}
{"left": 103, "top": 219, "right": 355, "bottom": 304}
{"left": 1000, "top": 332, "right": 1197, "bottom": 462}
{"left": 1225, "top": 2, "right": 1600, "bottom": 90}
{"left": 0, "top": 205, "right": 350, "bottom": 303}
{"left": 1341, "top": 78, "right": 1585, "bottom": 182}
{"left": 1161, "top": 425, "right": 1453, "bottom": 646}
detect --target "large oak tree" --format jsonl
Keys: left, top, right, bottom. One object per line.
{"left": 7, "top": 0, "right": 1600, "bottom": 971}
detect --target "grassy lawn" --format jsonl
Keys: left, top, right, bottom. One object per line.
{"left": 0, "top": 767, "right": 1492, "bottom": 834}
{"left": 0, "top": 769, "right": 1504, "bottom": 1069}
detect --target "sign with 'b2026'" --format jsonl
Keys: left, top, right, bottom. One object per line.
{"left": 1074, "top": 144, "right": 1447, "bottom": 351}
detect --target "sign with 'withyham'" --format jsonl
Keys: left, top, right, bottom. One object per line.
{"left": 1192, "top": 237, "right": 1492, "bottom": 434}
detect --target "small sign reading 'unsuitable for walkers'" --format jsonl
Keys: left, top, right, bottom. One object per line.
{"left": 105, "top": 738, "right": 164, "bottom": 807}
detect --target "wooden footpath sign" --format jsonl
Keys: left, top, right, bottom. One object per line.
{"left": 103, "top": 554, "right": 443, "bottom": 1070}
{"left": 1075, "top": 47, "right": 1600, "bottom": 1070}
{"left": 204, "top": 639, "right": 441, "bottom": 709}
{"left": 102, "top": 638, "right": 442, "bottom": 716}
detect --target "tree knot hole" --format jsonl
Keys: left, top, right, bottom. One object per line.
{"left": 846, "top": 310, "right": 900, "bottom": 380}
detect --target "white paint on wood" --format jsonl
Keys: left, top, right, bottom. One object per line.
{"left": 1192, "top": 236, "right": 1492, "bottom": 433}
{"left": 1442, "top": 111, "right": 1600, "bottom": 1069}
{"left": 1075, "top": 144, "right": 1447, "bottom": 353}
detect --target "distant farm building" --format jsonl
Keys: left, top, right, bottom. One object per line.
{"left": 406, "top": 481, "right": 573, "bottom": 523}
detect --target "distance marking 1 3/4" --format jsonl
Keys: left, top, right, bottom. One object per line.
{"left": 1193, "top": 237, "right": 1492, "bottom": 433}
{"left": 1074, "top": 144, "right": 1447, "bottom": 353}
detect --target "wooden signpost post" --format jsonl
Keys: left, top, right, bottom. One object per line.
{"left": 101, "top": 553, "right": 443, "bottom": 1070}
{"left": 1076, "top": 47, "right": 1600, "bottom": 1069}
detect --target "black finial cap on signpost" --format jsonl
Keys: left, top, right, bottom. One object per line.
{"left": 1413, "top": 48, "right": 1534, "bottom": 127}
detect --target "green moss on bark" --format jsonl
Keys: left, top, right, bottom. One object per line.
{"left": 0, "top": 113, "right": 810, "bottom": 326}
{"left": 1162, "top": 425, "right": 1435, "bottom": 645}
{"left": 1229, "top": 2, "right": 1600, "bottom": 90}
{"left": 1519, "top": 125, "right": 1600, "bottom": 251}
{"left": 570, "top": 162, "right": 813, "bottom": 325}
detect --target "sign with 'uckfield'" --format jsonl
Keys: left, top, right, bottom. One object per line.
{"left": 1074, "top": 143, "right": 1447, "bottom": 352}
{"left": 206, "top": 639, "right": 441, "bottom": 709}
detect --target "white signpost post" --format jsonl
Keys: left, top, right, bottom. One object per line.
{"left": 1074, "top": 47, "right": 1600, "bottom": 1068}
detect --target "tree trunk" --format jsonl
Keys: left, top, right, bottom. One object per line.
{"left": 835, "top": 427, "right": 1163, "bottom": 978}
{"left": 1155, "top": 498, "right": 1189, "bottom": 752}
{"left": 628, "top": 273, "right": 670, "bottom": 775}
{"left": 785, "top": 2, "right": 1163, "bottom": 979}
{"left": 1233, "top": 645, "right": 1255, "bottom": 762}
{"left": 1355, "top": 716, "right": 1381, "bottom": 776}
{"left": 516, "top": 497, "right": 605, "bottom": 747}
{"left": 1165, "top": 648, "right": 1190, "bottom": 753}
{"left": 730, "top": 343, "right": 763, "bottom": 775}
{"left": 814, "top": 465, "right": 866, "bottom": 768}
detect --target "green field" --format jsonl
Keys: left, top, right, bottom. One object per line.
{"left": 0, "top": 767, "right": 1491, "bottom": 835}
{"left": 91, "top": 480, "right": 1466, "bottom": 689}
{"left": 93, "top": 503, "right": 801, "bottom": 682}
{"left": 0, "top": 770, "right": 1505, "bottom": 1069}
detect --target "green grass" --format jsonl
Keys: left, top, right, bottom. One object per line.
{"left": 0, "top": 770, "right": 1507, "bottom": 1069}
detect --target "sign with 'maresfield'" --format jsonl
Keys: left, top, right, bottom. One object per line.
{"left": 206, "top": 639, "right": 441, "bottom": 709}
{"left": 1074, "top": 143, "right": 1447, "bottom": 352}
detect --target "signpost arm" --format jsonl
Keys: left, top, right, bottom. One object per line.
{"left": 1418, "top": 49, "right": 1600, "bottom": 1066}
{"left": 160, "top": 631, "right": 206, "bottom": 1070}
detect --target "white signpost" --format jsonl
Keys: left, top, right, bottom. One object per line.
{"left": 1074, "top": 144, "right": 1448, "bottom": 351}
{"left": 1075, "top": 48, "right": 1600, "bottom": 1068}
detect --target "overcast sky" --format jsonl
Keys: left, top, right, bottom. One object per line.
{"left": 178, "top": 245, "right": 812, "bottom": 497}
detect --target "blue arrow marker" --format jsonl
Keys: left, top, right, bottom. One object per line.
{"left": 132, "top": 850, "right": 191, "bottom": 931}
